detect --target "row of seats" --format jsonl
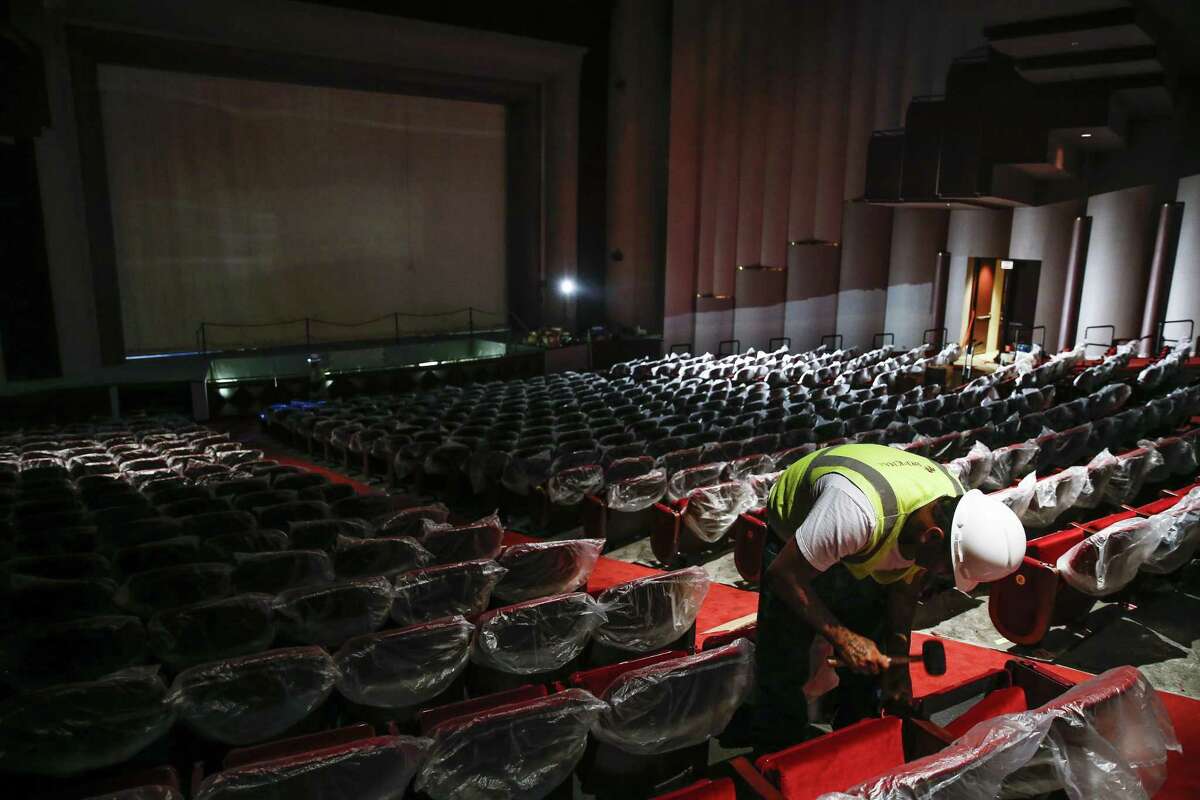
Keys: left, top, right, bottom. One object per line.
{"left": 990, "top": 478, "right": 1200, "bottom": 645}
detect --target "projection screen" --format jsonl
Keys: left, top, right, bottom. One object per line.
{"left": 97, "top": 65, "right": 507, "bottom": 355}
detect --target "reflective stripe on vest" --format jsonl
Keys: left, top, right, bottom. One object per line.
{"left": 768, "top": 443, "right": 963, "bottom": 584}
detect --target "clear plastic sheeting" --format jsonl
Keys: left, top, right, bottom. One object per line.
{"left": 415, "top": 688, "right": 606, "bottom": 800}
{"left": 819, "top": 666, "right": 1178, "bottom": 800}
{"left": 232, "top": 550, "right": 335, "bottom": 594}
{"left": 994, "top": 472, "right": 1038, "bottom": 520}
{"left": 391, "top": 560, "right": 506, "bottom": 627}
{"left": 592, "top": 638, "right": 755, "bottom": 755}
{"left": 419, "top": 513, "right": 505, "bottom": 564}
{"left": 0, "top": 614, "right": 146, "bottom": 690}
{"left": 593, "top": 567, "right": 710, "bottom": 653}
{"left": 607, "top": 468, "right": 668, "bottom": 512}
{"left": 334, "top": 616, "right": 474, "bottom": 709}
{"left": 494, "top": 539, "right": 604, "bottom": 603}
{"left": 169, "top": 646, "right": 337, "bottom": 745}
{"left": 378, "top": 504, "right": 450, "bottom": 537}
{"left": 1059, "top": 490, "right": 1200, "bottom": 594}
{"left": 1103, "top": 446, "right": 1165, "bottom": 507}
{"left": 116, "top": 563, "right": 234, "bottom": 618}
{"left": 274, "top": 577, "right": 394, "bottom": 647}
{"left": 666, "top": 463, "right": 727, "bottom": 503}
{"left": 334, "top": 535, "right": 432, "bottom": 580}
{"left": 682, "top": 481, "right": 758, "bottom": 543}
{"left": 472, "top": 592, "right": 607, "bottom": 675}
{"left": 1021, "top": 467, "right": 1090, "bottom": 530}
{"left": 1075, "top": 449, "right": 1120, "bottom": 510}
{"left": 546, "top": 464, "right": 604, "bottom": 505}
{"left": 946, "top": 442, "right": 993, "bottom": 491}
{"left": 982, "top": 440, "right": 1040, "bottom": 492}
{"left": 195, "top": 735, "right": 431, "bottom": 800}
{"left": 747, "top": 471, "right": 781, "bottom": 508}
{"left": 0, "top": 667, "right": 175, "bottom": 777}
{"left": 500, "top": 449, "right": 553, "bottom": 496}
{"left": 148, "top": 593, "right": 277, "bottom": 670}
{"left": 726, "top": 453, "right": 778, "bottom": 481}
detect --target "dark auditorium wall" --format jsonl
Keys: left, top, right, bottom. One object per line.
{"left": 659, "top": 0, "right": 1200, "bottom": 355}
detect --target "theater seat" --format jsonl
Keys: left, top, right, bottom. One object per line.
{"left": 194, "top": 735, "right": 430, "bottom": 800}
{"left": 415, "top": 688, "right": 606, "bottom": 800}
{"left": 942, "top": 685, "right": 1028, "bottom": 739}
{"left": 472, "top": 592, "right": 607, "bottom": 678}
{"left": 587, "top": 639, "right": 754, "bottom": 792}
{"left": 418, "top": 513, "right": 505, "bottom": 564}
{"left": 0, "top": 667, "right": 175, "bottom": 777}
{"left": 593, "top": 567, "right": 710, "bottom": 655}
{"left": 832, "top": 666, "right": 1178, "bottom": 800}
{"left": 333, "top": 615, "right": 473, "bottom": 712}
{"left": 0, "top": 614, "right": 147, "bottom": 690}
{"left": 170, "top": 645, "right": 338, "bottom": 745}
{"left": 274, "top": 576, "right": 394, "bottom": 646}
{"left": 147, "top": 593, "right": 277, "bottom": 670}
{"left": 390, "top": 558, "right": 506, "bottom": 627}
{"left": 756, "top": 716, "right": 909, "bottom": 800}
{"left": 494, "top": 538, "right": 604, "bottom": 603}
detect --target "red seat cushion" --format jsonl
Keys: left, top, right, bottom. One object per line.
{"left": 1026, "top": 528, "right": 1087, "bottom": 563}
{"left": 756, "top": 716, "right": 906, "bottom": 800}
{"left": 944, "top": 686, "right": 1029, "bottom": 739}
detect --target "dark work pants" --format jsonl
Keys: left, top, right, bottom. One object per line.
{"left": 752, "top": 532, "right": 889, "bottom": 752}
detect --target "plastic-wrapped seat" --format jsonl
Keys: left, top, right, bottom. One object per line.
{"left": 2, "top": 551, "right": 111, "bottom": 582}
{"left": 170, "top": 646, "right": 337, "bottom": 745}
{"left": 378, "top": 504, "right": 450, "bottom": 537}
{"left": 415, "top": 689, "right": 606, "bottom": 800}
{"left": 679, "top": 481, "right": 757, "bottom": 544}
{"left": 0, "top": 667, "right": 175, "bottom": 777}
{"left": 593, "top": 567, "right": 710, "bottom": 654}
{"left": 180, "top": 510, "right": 258, "bottom": 538}
{"left": 257, "top": 500, "right": 329, "bottom": 529}
{"left": 493, "top": 539, "right": 604, "bottom": 603}
{"left": 232, "top": 550, "right": 334, "bottom": 594}
{"left": 274, "top": 577, "right": 394, "bottom": 646}
{"left": 334, "top": 616, "right": 474, "bottom": 711}
{"left": 117, "top": 563, "right": 234, "bottom": 618}
{"left": 0, "top": 614, "right": 146, "bottom": 690}
{"left": 202, "top": 529, "right": 290, "bottom": 561}
{"left": 390, "top": 559, "right": 506, "bottom": 627}
{"left": 824, "top": 666, "right": 1178, "bottom": 800}
{"left": 472, "top": 592, "right": 607, "bottom": 676}
{"left": 333, "top": 535, "right": 431, "bottom": 579}
{"left": 3, "top": 575, "right": 118, "bottom": 623}
{"left": 148, "top": 593, "right": 277, "bottom": 670}
{"left": 288, "top": 517, "right": 374, "bottom": 551}
{"left": 115, "top": 536, "right": 206, "bottom": 575}
{"left": 592, "top": 639, "right": 755, "bottom": 755}
{"left": 420, "top": 513, "right": 504, "bottom": 563}
{"left": 194, "top": 735, "right": 430, "bottom": 800}
{"left": 606, "top": 467, "right": 668, "bottom": 513}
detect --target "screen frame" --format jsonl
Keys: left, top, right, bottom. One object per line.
{"left": 66, "top": 25, "right": 544, "bottom": 363}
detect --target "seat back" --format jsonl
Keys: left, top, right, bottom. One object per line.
{"left": 592, "top": 639, "right": 755, "bottom": 755}
{"left": 756, "top": 716, "right": 908, "bottom": 800}
{"left": 594, "top": 567, "right": 710, "bottom": 654}
{"left": 415, "top": 689, "right": 606, "bottom": 800}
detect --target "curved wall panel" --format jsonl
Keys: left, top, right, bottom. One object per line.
{"left": 1076, "top": 184, "right": 1155, "bottom": 350}
{"left": 1164, "top": 174, "right": 1200, "bottom": 350}
{"left": 1008, "top": 198, "right": 1083, "bottom": 353}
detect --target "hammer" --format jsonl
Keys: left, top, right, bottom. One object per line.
{"left": 827, "top": 639, "right": 947, "bottom": 676}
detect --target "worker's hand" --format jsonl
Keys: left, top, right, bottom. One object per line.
{"left": 830, "top": 629, "right": 892, "bottom": 675}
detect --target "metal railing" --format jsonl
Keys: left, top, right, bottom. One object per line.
{"left": 872, "top": 332, "right": 895, "bottom": 349}
{"left": 1082, "top": 324, "right": 1115, "bottom": 359}
{"left": 923, "top": 328, "right": 948, "bottom": 349}
{"left": 1158, "top": 319, "right": 1195, "bottom": 352}
{"left": 768, "top": 336, "right": 791, "bottom": 351}
{"left": 820, "top": 333, "right": 843, "bottom": 350}
{"left": 194, "top": 306, "right": 514, "bottom": 355}
{"left": 718, "top": 339, "right": 741, "bottom": 357}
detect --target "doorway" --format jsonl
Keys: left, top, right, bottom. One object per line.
{"left": 963, "top": 258, "right": 1041, "bottom": 356}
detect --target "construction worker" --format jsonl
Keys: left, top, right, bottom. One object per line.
{"left": 753, "top": 442, "right": 1026, "bottom": 750}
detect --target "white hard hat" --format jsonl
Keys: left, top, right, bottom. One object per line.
{"left": 949, "top": 489, "right": 1026, "bottom": 592}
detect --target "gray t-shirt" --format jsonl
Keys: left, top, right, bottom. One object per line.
{"left": 792, "top": 473, "right": 914, "bottom": 573}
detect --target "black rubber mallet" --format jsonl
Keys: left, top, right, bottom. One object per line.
{"left": 827, "top": 639, "right": 947, "bottom": 676}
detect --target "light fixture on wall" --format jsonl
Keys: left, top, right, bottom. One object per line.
{"left": 558, "top": 277, "right": 577, "bottom": 297}
{"left": 1000, "top": 259, "right": 1014, "bottom": 270}
{"left": 1080, "top": 132, "right": 1093, "bottom": 139}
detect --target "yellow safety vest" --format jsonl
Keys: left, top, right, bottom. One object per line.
{"left": 767, "top": 443, "right": 963, "bottom": 583}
